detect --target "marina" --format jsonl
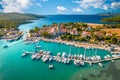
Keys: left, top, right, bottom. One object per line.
{"left": 21, "top": 45, "right": 120, "bottom": 67}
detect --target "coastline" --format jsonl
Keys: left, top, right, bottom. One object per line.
{"left": 26, "top": 36, "right": 119, "bottom": 51}
{"left": 40, "top": 37, "right": 107, "bottom": 49}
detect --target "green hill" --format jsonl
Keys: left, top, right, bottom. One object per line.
{"left": 0, "top": 13, "right": 45, "bottom": 28}
{"left": 0, "top": 13, "right": 45, "bottom": 20}
{"left": 101, "top": 15, "right": 120, "bottom": 22}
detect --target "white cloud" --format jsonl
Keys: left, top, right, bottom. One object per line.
{"left": 74, "top": 0, "right": 104, "bottom": 9}
{"left": 103, "top": 4, "right": 109, "bottom": 10}
{"left": 73, "top": 8, "right": 83, "bottom": 12}
{"left": 57, "top": 6, "right": 67, "bottom": 12}
{"left": 0, "top": 0, "right": 48, "bottom": 13}
{"left": 111, "top": 2, "right": 120, "bottom": 9}
{"left": 1, "top": 0, "right": 32, "bottom": 13}
{"left": 73, "top": 0, "right": 120, "bottom": 11}
{"left": 36, "top": 3, "right": 42, "bottom": 7}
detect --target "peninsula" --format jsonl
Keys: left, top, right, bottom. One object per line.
{"left": 0, "top": 13, "right": 45, "bottom": 38}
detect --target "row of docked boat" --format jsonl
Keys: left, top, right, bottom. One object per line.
{"left": 104, "top": 54, "right": 120, "bottom": 60}
{"left": 21, "top": 49, "right": 120, "bottom": 67}
{"left": 56, "top": 52, "right": 102, "bottom": 62}
{"left": 21, "top": 50, "right": 103, "bottom": 66}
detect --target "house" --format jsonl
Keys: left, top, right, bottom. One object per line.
{"left": 86, "top": 27, "right": 92, "bottom": 31}
{"left": 94, "top": 31, "right": 103, "bottom": 37}
{"left": 82, "top": 31, "right": 91, "bottom": 37}
{"left": 50, "top": 27, "right": 58, "bottom": 36}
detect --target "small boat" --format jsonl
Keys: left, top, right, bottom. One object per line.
{"left": 64, "top": 58, "right": 67, "bottom": 64}
{"left": 41, "top": 55, "right": 46, "bottom": 60}
{"left": 80, "top": 61, "right": 85, "bottom": 66}
{"left": 43, "top": 57, "right": 48, "bottom": 62}
{"left": 3, "top": 45, "right": 8, "bottom": 48}
{"left": 62, "top": 52, "right": 67, "bottom": 58}
{"left": 104, "top": 55, "right": 111, "bottom": 60}
{"left": 36, "top": 46, "right": 41, "bottom": 49}
{"left": 96, "top": 56, "right": 101, "bottom": 61}
{"left": 49, "top": 65, "right": 54, "bottom": 69}
{"left": 46, "top": 51, "right": 51, "bottom": 55}
{"left": 66, "top": 59, "right": 70, "bottom": 64}
{"left": 68, "top": 54, "right": 71, "bottom": 58}
{"left": 74, "top": 60, "right": 80, "bottom": 66}
{"left": 57, "top": 52, "right": 61, "bottom": 56}
{"left": 58, "top": 58, "right": 62, "bottom": 62}
{"left": 98, "top": 63, "right": 104, "bottom": 67}
{"left": 89, "top": 62, "right": 92, "bottom": 66}
{"left": 31, "top": 54, "right": 36, "bottom": 60}
{"left": 36, "top": 56, "right": 41, "bottom": 60}
{"left": 21, "top": 53, "right": 27, "bottom": 57}
{"left": 49, "top": 56, "right": 53, "bottom": 62}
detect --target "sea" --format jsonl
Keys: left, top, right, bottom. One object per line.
{"left": 0, "top": 15, "right": 120, "bottom": 80}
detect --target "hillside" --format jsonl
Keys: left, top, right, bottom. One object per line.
{"left": 0, "top": 13, "right": 45, "bottom": 21}
{"left": 101, "top": 15, "right": 120, "bottom": 22}
{"left": 0, "top": 13, "right": 45, "bottom": 29}
{"left": 97, "top": 13, "right": 120, "bottom": 16}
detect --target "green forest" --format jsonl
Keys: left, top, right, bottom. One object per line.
{"left": 0, "top": 13, "right": 44, "bottom": 28}
{"left": 101, "top": 15, "right": 120, "bottom": 22}
{"left": 0, "top": 13, "right": 44, "bottom": 37}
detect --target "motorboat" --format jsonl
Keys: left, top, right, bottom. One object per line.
{"left": 31, "top": 54, "right": 36, "bottom": 60}
{"left": 3, "top": 45, "right": 8, "bottom": 48}
{"left": 21, "top": 53, "right": 27, "bottom": 57}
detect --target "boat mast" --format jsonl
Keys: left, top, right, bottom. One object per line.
{"left": 84, "top": 47, "right": 86, "bottom": 58}
{"left": 46, "top": 41, "right": 48, "bottom": 51}
{"left": 69, "top": 45, "right": 71, "bottom": 54}
{"left": 78, "top": 46, "right": 79, "bottom": 54}
{"left": 95, "top": 48, "right": 97, "bottom": 56}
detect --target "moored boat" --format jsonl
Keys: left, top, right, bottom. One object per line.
{"left": 3, "top": 45, "right": 8, "bottom": 48}
{"left": 21, "top": 53, "right": 27, "bottom": 57}
{"left": 49, "top": 65, "right": 54, "bottom": 69}
{"left": 31, "top": 54, "right": 37, "bottom": 60}
{"left": 98, "top": 62, "right": 104, "bottom": 67}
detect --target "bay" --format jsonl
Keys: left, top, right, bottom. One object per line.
{"left": 0, "top": 15, "right": 119, "bottom": 80}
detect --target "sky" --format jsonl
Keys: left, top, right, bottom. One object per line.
{"left": 0, "top": 0, "right": 120, "bottom": 15}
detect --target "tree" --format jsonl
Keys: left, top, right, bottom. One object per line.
{"left": 29, "top": 29, "right": 34, "bottom": 33}
{"left": 34, "top": 26, "right": 39, "bottom": 33}
{"left": 81, "top": 23, "right": 88, "bottom": 29}
{"left": 41, "top": 31, "right": 52, "bottom": 38}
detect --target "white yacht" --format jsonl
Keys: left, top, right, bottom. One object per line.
{"left": 31, "top": 54, "right": 36, "bottom": 60}
{"left": 21, "top": 53, "right": 27, "bottom": 57}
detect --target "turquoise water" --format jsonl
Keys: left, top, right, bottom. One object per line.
{"left": 0, "top": 39, "right": 111, "bottom": 80}
{"left": 0, "top": 15, "right": 119, "bottom": 80}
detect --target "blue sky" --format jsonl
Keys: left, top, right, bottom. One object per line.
{"left": 0, "top": 0, "right": 120, "bottom": 15}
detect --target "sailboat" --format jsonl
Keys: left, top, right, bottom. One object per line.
{"left": 83, "top": 47, "right": 86, "bottom": 60}
{"left": 68, "top": 45, "right": 72, "bottom": 58}
{"left": 94, "top": 48, "right": 101, "bottom": 61}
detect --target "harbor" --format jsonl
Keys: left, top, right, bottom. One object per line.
{"left": 21, "top": 41, "right": 120, "bottom": 68}
{"left": 0, "top": 14, "right": 120, "bottom": 80}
